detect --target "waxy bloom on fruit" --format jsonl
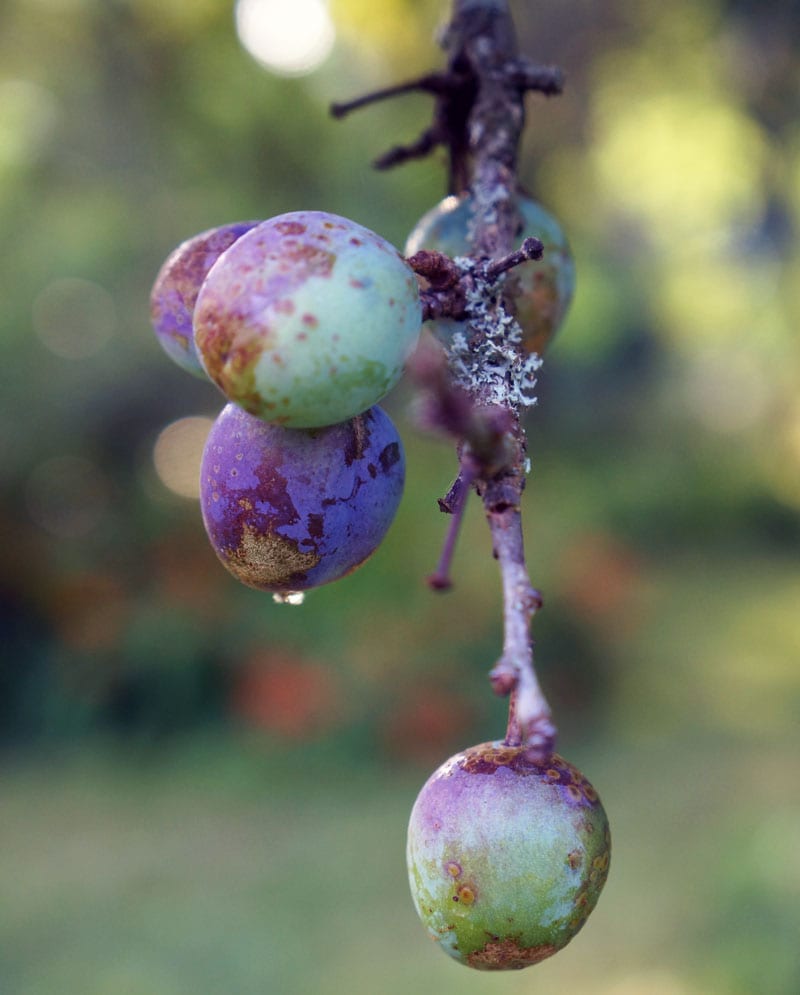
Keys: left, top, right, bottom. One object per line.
{"left": 150, "top": 221, "right": 259, "bottom": 377}
{"left": 407, "top": 741, "right": 610, "bottom": 970}
{"left": 194, "top": 211, "right": 422, "bottom": 428}
{"left": 405, "top": 192, "right": 575, "bottom": 356}
{"left": 200, "top": 402, "right": 405, "bottom": 593}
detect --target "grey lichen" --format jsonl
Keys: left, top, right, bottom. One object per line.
{"left": 447, "top": 256, "right": 543, "bottom": 409}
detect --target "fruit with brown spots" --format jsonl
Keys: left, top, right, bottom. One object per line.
{"left": 150, "top": 221, "right": 260, "bottom": 377}
{"left": 200, "top": 402, "right": 405, "bottom": 593}
{"left": 194, "top": 211, "right": 422, "bottom": 428}
{"left": 405, "top": 192, "right": 574, "bottom": 357}
{"left": 406, "top": 741, "right": 610, "bottom": 970}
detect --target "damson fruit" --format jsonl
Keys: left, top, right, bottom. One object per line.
{"left": 405, "top": 193, "right": 575, "bottom": 356}
{"left": 194, "top": 211, "right": 422, "bottom": 428}
{"left": 150, "top": 221, "right": 259, "bottom": 377}
{"left": 200, "top": 402, "right": 405, "bottom": 593}
{"left": 407, "top": 742, "right": 610, "bottom": 971}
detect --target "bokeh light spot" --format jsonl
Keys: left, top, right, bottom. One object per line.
{"left": 153, "top": 416, "right": 214, "bottom": 499}
{"left": 235, "top": 0, "right": 335, "bottom": 76}
{"left": 33, "top": 278, "right": 116, "bottom": 360}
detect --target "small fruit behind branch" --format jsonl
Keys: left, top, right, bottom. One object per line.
{"left": 150, "top": 221, "right": 260, "bottom": 377}
{"left": 200, "top": 402, "right": 405, "bottom": 594}
{"left": 194, "top": 211, "right": 423, "bottom": 428}
{"left": 405, "top": 192, "right": 575, "bottom": 357}
{"left": 407, "top": 741, "right": 610, "bottom": 970}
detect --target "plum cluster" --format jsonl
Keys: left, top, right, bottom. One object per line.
{"left": 151, "top": 211, "right": 421, "bottom": 594}
{"left": 151, "top": 203, "right": 609, "bottom": 974}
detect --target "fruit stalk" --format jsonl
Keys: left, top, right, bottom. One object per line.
{"left": 330, "top": 0, "right": 562, "bottom": 757}
{"left": 447, "top": 0, "right": 556, "bottom": 758}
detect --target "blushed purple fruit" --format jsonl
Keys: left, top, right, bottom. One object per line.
{"left": 200, "top": 402, "right": 404, "bottom": 593}
{"left": 407, "top": 741, "right": 610, "bottom": 971}
{"left": 194, "top": 211, "right": 422, "bottom": 428}
{"left": 405, "top": 192, "right": 575, "bottom": 356}
{"left": 150, "top": 221, "right": 260, "bottom": 377}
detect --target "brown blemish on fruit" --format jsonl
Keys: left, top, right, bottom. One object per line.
{"left": 306, "top": 513, "right": 324, "bottom": 540}
{"left": 152, "top": 226, "right": 252, "bottom": 337}
{"left": 460, "top": 742, "right": 556, "bottom": 776}
{"left": 226, "top": 524, "right": 319, "bottom": 590}
{"left": 456, "top": 884, "right": 476, "bottom": 905}
{"left": 342, "top": 413, "right": 370, "bottom": 466}
{"left": 567, "top": 849, "right": 582, "bottom": 870}
{"left": 194, "top": 305, "right": 264, "bottom": 402}
{"left": 283, "top": 242, "right": 336, "bottom": 278}
{"left": 445, "top": 861, "right": 462, "bottom": 879}
{"left": 275, "top": 221, "right": 306, "bottom": 236}
{"left": 378, "top": 442, "right": 401, "bottom": 473}
{"left": 466, "top": 938, "right": 558, "bottom": 971}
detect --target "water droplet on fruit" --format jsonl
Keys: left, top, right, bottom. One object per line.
{"left": 273, "top": 591, "right": 305, "bottom": 606}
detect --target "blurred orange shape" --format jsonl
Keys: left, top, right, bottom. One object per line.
{"left": 230, "top": 651, "right": 345, "bottom": 739}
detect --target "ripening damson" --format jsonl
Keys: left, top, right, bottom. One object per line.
{"left": 405, "top": 193, "right": 575, "bottom": 356}
{"left": 150, "top": 221, "right": 260, "bottom": 377}
{"left": 194, "top": 211, "right": 422, "bottom": 428}
{"left": 407, "top": 741, "right": 610, "bottom": 971}
{"left": 200, "top": 402, "right": 405, "bottom": 593}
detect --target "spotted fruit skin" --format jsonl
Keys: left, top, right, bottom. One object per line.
{"left": 405, "top": 193, "right": 574, "bottom": 356}
{"left": 150, "top": 221, "right": 260, "bottom": 377}
{"left": 200, "top": 402, "right": 404, "bottom": 592}
{"left": 194, "top": 211, "right": 422, "bottom": 428}
{"left": 406, "top": 741, "right": 610, "bottom": 971}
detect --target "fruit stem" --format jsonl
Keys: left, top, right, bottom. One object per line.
{"left": 487, "top": 505, "right": 554, "bottom": 758}
{"left": 427, "top": 463, "right": 475, "bottom": 591}
{"left": 449, "top": 0, "right": 558, "bottom": 757}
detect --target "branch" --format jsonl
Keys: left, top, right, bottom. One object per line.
{"left": 333, "top": 0, "right": 562, "bottom": 760}
{"left": 444, "top": 0, "right": 556, "bottom": 759}
{"left": 330, "top": 6, "right": 562, "bottom": 194}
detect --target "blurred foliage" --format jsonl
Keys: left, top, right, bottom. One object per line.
{"left": 0, "top": 0, "right": 798, "bottom": 992}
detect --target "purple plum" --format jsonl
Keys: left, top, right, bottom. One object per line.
{"left": 407, "top": 741, "right": 610, "bottom": 970}
{"left": 199, "top": 402, "right": 405, "bottom": 593}
{"left": 150, "top": 221, "right": 260, "bottom": 377}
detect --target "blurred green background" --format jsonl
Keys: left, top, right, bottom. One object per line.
{"left": 1, "top": 0, "right": 798, "bottom": 992}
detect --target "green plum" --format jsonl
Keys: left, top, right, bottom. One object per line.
{"left": 405, "top": 192, "right": 575, "bottom": 356}
{"left": 194, "top": 211, "right": 422, "bottom": 428}
{"left": 407, "top": 741, "right": 610, "bottom": 970}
